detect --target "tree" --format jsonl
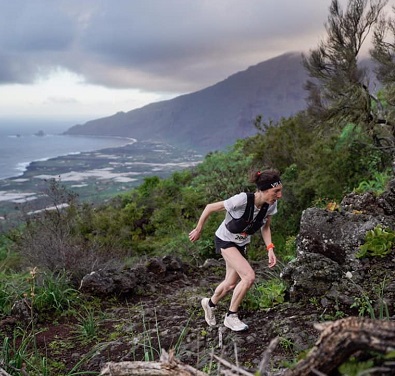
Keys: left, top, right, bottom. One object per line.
{"left": 371, "top": 6, "right": 395, "bottom": 86}
{"left": 302, "top": 0, "right": 395, "bottom": 179}
{"left": 371, "top": 5, "right": 395, "bottom": 161}
{"left": 303, "top": 0, "right": 387, "bottom": 133}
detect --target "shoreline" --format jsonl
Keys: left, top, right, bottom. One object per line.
{"left": 0, "top": 135, "right": 137, "bottom": 181}
{"left": 0, "top": 140, "right": 203, "bottom": 215}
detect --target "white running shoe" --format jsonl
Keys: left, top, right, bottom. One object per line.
{"left": 201, "top": 298, "right": 216, "bottom": 326}
{"left": 224, "top": 313, "right": 248, "bottom": 331}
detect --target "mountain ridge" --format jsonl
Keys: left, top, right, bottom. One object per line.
{"left": 65, "top": 52, "right": 309, "bottom": 153}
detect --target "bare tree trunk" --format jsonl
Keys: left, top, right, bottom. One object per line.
{"left": 284, "top": 317, "right": 395, "bottom": 376}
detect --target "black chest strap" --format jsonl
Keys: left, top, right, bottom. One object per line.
{"left": 226, "top": 192, "right": 269, "bottom": 235}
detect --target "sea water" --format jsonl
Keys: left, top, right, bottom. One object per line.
{"left": 0, "top": 119, "right": 132, "bottom": 180}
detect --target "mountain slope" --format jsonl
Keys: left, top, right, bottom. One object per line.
{"left": 65, "top": 52, "right": 309, "bottom": 153}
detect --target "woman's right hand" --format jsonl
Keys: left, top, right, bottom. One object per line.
{"left": 189, "top": 228, "right": 201, "bottom": 242}
{"left": 188, "top": 201, "right": 224, "bottom": 243}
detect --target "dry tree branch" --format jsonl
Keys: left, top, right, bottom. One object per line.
{"left": 284, "top": 316, "right": 395, "bottom": 376}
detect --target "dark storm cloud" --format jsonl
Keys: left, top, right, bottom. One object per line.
{"left": 76, "top": 0, "right": 328, "bottom": 88}
{"left": 0, "top": 0, "right": 374, "bottom": 93}
{"left": 7, "top": 4, "right": 73, "bottom": 51}
{"left": 0, "top": 0, "right": 75, "bottom": 85}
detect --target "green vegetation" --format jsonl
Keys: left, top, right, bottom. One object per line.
{"left": 1, "top": 327, "right": 99, "bottom": 376}
{"left": 2, "top": 331, "right": 44, "bottom": 376}
{"left": 354, "top": 170, "right": 393, "bottom": 196}
{"left": 338, "top": 357, "right": 375, "bottom": 376}
{"left": 244, "top": 278, "right": 286, "bottom": 310}
{"left": 350, "top": 277, "right": 390, "bottom": 320}
{"left": 73, "top": 307, "right": 100, "bottom": 343}
{"left": 356, "top": 225, "right": 395, "bottom": 259}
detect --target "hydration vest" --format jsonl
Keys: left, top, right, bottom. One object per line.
{"left": 225, "top": 192, "right": 269, "bottom": 235}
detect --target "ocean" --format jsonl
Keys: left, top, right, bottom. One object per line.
{"left": 0, "top": 119, "right": 133, "bottom": 180}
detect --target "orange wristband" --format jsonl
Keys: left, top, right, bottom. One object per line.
{"left": 266, "top": 243, "right": 274, "bottom": 251}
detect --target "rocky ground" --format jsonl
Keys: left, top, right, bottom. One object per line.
{"left": 1, "top": 255, "right": 326, "bottom": 376}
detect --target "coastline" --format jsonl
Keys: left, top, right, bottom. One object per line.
{"left": 0, "top": 140, "right": 202, "bottom": 227}
{"left": 0, "top": 134, "right": 137, "bottom": 181}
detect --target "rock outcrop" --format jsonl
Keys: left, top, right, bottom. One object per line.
{"left": 79, "top": 255, "right": 188, "bottom": 297}
{"left": 281, "top": 178, "right": 395, "bottom": 315}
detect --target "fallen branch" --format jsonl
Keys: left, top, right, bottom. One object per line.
{"left": 0, "top": 369, "right": 12, "bottom": 376}
{"left": 100, "top": 349, "right": 207, "bottom": 376}
{"left": 212, "top": 354, "right": 253, "bottom": 376}
{"left": 284, "top": 316, "right": 395, "bottom": 376}
{"left": 257, "top": 336, "right": 280, "bottom": 375}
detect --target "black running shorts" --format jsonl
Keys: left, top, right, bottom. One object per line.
{"left": 214, "top": 236, "right": 247, "bottom": 257}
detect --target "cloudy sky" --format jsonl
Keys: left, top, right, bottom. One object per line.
{"left": 0, "top": 0, "right": 393, "bottom": 125}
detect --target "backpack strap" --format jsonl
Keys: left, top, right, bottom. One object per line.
{"left": 225, "top": 192, "right": 269, "bottom": 235}
{"left": 227, "top": 192, "right": 254, "bottom": 221}
{"left": 242, "top": 196, "right": 269, "bottom": 235}
{"left": 243, "top": 192, "right": 255, "bottom": 222}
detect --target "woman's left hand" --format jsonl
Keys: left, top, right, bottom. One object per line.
{"left": 267, "top": 248, "right": 277, "bottom": 268}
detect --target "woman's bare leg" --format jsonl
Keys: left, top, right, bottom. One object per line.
{"left": 210, "top": 255, "right": 240, "bottom": 305}
{"left": 220, "top": 247, "right": 255, "bottom": 312}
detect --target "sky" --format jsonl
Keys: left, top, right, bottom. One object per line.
{"left": 0, "top": 0, "right": 394, "bottom": 127}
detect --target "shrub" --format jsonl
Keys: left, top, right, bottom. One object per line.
{"left": 356, "top": 225, "right": 395, "bottom": 259}
{"left": 243, "top": 277, "right": 286, "bottom": 310}
{"left": 354, "top": 170, "right": 392, "bottom": 196}
{"left": 33, "top": 271, "right": 79, "bottom": 314}
{"left": 12, "top": 179, "right": 124, "bottom": 283}
{"left": 0, "top": 272, "right": 30, "bottom": 315}
{"left": 0, "top": 235, "right": 21, "bottom": 272}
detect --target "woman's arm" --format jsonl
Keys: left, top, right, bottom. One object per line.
{"left": 261, "top": 216, "right": 277, "bottom": 268}
{"left": 189, "top": 201, "right": 225, "bottom": 242}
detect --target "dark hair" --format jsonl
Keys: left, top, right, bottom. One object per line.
{"left": 249, "top": 169, "right": 281, "bottom": 191}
